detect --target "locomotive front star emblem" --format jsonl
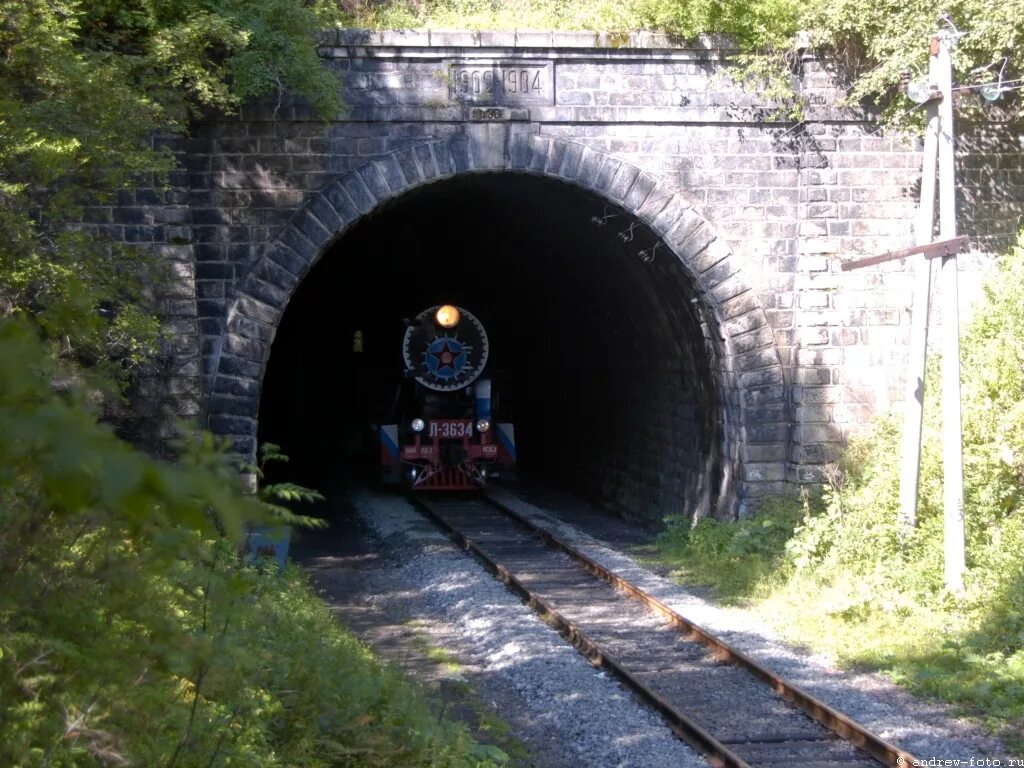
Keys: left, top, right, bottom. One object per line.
{"left": 403, "top": 306, "right": 488, "bottom": 392}
{"left": 425, "top": 336, "right": 467, "bottom": 380}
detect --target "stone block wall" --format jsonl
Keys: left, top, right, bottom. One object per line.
{"left": 99, "top": 30, "right": 1024, "bottom": 516}
{"left": 80, "top": 137, "right": 202, "bottom": 456}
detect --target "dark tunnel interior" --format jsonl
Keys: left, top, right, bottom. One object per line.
{"left": 258, "top": 173, "right": 724, "bottom": 522}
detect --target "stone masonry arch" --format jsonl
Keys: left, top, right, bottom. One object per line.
{"left": 98, "top": 33, "right": 1022, "bottom": 520}
{"left": 206, "top": 125, "right": 788, "bottom": 517}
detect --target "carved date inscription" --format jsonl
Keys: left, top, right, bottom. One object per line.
{"left": 448, "top": 61, "right": 552, "bottom": 106}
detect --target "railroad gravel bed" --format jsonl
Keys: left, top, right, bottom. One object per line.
{"left": 428, "top": 498, "right": 876, "bottom": 766}
{"left": 489, "top": 488, "right": 1011, "bottom": 764}
{"left": 351, "top": 490, "right": 706, "bottom": 768}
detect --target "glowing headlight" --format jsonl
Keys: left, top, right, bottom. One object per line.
{"left": 411, "top": 418, "right": 426, "bottom": 433}
{"left": 475, "top": 419, "right": 491, "bottom": 433}
{"left": 435, "top": 304, "right": 460, "bottom": 328}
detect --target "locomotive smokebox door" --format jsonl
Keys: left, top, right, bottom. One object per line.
{"left": 402, "top": 305, "right": 489, "bottom": 393}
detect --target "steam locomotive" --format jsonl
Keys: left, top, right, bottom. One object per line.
{"left": 379, "top": 304, "right": 516, "bottom": 490}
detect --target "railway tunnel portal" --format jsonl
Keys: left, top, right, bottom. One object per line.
{"left": 119, "top": 31, "right": 1023, "bottom": 521}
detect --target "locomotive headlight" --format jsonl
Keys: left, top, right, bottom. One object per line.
{"left": 411, "top": 418, "right": 426, "bottom": 433}
{"left": 435, "top": 304, "right": 460, "bottom": 328}
{"left": 475, "top": 419, "right": 491, "bottom": 433}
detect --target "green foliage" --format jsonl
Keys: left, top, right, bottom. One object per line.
{"left": 0, "top": 318, "right": 500, "bottom": 766}
{"left": 0, "top": 0, "right": 342, "bottom": 389}
{"left": 656, "top": 497, "right": 806, "bottom": 601}
{"left": 799, "top": 0, "right": 1024, "bottom": 115}
{"left": 652, "top": 235, "right": 1024, "bottom": 752}
{"left": 343, "top": 0, "right": 634, "bottom": 32}
{"left": 254, "top": 441, "right": 327, "bottom": 529}
{"left": 344, "top": 0, "right": 799, "bottom": 49}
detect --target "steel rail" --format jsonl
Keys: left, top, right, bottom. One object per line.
{"left": 410, "top": 495, "right": 753, "bottom": 768}
{"left": 481, "top": 494, "right": 920, "bottom": 768}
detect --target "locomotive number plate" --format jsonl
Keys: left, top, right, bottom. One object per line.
{"left": 429, "top": 420, "right": 474, "bottom": 439}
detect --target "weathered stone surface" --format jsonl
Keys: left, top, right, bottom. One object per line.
{"left": 235, "top": 295, "right": 280, "bottom": 327}
{"left": 432, "top": 141, "right": 455, "bottom": 176}
{"left": 279, "top": 226, "right": 317, "bottom": 265}
{"left": 295, "top": 208, "right": 332, "bottom": 246}
{"left": 323, "top": 181, "right": 360, "bottom": 223}
{"left": 449, "top": 133, "right": 473, "bottom": 173}
{"left": 622, "top": 172, "right": 657, "bottom": 212}
{"left": 649, "top": 197, "right": 689, "bottom": 236}
{"left": 558, "top": 141, "right": 585, "bottom": 180}
{"left": 358, "top": 162, "right": 390, "bottom": 201}
{"left": 253, "top": 254, "right": 299, "bottom": 289}
{"left": 226, "top": 313, "right": 273, "bottom": 345}
{"left": 508, "top": 125, "right": 535, "bottom": 170}
{"left": 223, "top": 333, "right": 266, "bottom": 362}
{"left": 413, "top": 143, "right": 439, "bottom": 179}
{"left": 210, "top": 393, "right": 260, "bottom": 417}
{"left": 212, "top": 372, "right": 260, "bottom": 397}
{"left": 218, "top": 354, "right": 262, "bottom": 379}
{"left": 606, "top": 163, "right": 640, "bottom": 203}
{"left": 393, "top": 147, "right": 423, "bottom": 186}
{"left": 467, "top": 123, "right": 507, "bottom": 169}
{"left": 307, "top": 195, "right": 343, "bottom": 234}
{"left": 575, "top": 146, "right": 603, "bottom": 189}
{"left": 261, "top": 245, "right": 302, "bottom": 282}
{"left": 730, "top": 325, "right": 776, "bottom": 355}
{"left": 376, "top": 154, "right": 409, "bottom": 193}
{"left": 208, "top": 414, "right": 256, "bottom": 437}
{"left": 526, "top": 136, "right": 549, "bottom": 173}
{"left": 594, "top": 157, "right": 622, "bottom": 195}
{"left": 341, "top": 172, "right": 375, "bottom": 212}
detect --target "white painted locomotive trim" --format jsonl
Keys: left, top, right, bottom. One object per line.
{"left": 485, "top": 487, "right": 1010, "bottom": 764}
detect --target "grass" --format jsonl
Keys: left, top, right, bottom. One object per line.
{"left": 407, "top": 618, "right": 468, "bottom": 677}
{"left": 648, "top": 496, "right": 805, "bottom": 604}
{"left": 442, "top": 679, "right": 531, "bottom": 767}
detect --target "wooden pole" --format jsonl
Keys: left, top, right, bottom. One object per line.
{"left": 937, "top": 29, "right": 965, "bottom": 592}
{"left": 897, "top": 40, "right": 941, "bottom": 534}
{"left": 839, "top": 236, "right": 966, "bottom": 272}
{"left": 898, "top": 120, "right": 939, "bottom": 531}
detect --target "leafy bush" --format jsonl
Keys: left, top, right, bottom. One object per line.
{"left": 0, "top": 318, "right": 501, "bottom": 767}
{"left": 656, "top": 497, "right": 805, "bottom": 600}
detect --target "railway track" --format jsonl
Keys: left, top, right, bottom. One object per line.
{"left": 411, "top": 493, "right": 919, "bottom": 768}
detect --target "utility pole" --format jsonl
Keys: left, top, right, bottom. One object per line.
{"left": 859, "top": 26, "right": 966, "bottom": 591}
{"left": 897, "top": 37, "right": 940, "bottom": 533}
{"left": 936, "top": 28, "right": 966, "bottom": 593}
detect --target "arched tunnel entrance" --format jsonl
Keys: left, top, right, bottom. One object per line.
{"left": 258, "top": 173, "right": 729, "bottom": 522}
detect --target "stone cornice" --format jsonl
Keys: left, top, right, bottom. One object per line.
{"left": 317, "top": 28, "right": 737, "bottom": 60}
